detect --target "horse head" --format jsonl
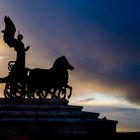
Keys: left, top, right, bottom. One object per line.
{"left": 53, "top": 56, "right": 74, "bottom": 71}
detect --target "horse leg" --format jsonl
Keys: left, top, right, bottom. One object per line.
{"left": 36, "top": 89, "right": 43, "bottom": 99}
{"left": 57, "top": 87, "right": 63, "bottom": 99}
{"left": 27, "top": 88, "right": 34, "bottom": 98}
{"left": 43, "top": 88, "right": 52, "bottom": 99}
{"left": 61, "top": 87, "right": 66, "bottom": 99}
{"left": 51, "top": 88, "right": 58, "bottom": 99}
{"left": 66, "top": 85, "right": 72, "bottom": 99}
{"left": 41, "top": 89, "right": 49, "bottom": 99}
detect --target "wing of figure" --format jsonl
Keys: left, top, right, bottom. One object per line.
{"left": 1, "top": 16, "right": 16, "bottom": 47}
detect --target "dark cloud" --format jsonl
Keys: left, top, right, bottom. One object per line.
{"left": 60, "top": 0, "right": 140, "bottom": 104}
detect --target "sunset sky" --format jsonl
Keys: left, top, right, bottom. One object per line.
{"left": 0, "top": 0, "right": 140, "bottom": 132}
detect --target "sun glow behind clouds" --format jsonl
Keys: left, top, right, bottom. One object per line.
{"left": 70, "top": 92, "right": 140, "bottom": 109}
{"left": 0, "top": 39, "right": 8, "bottom": 51}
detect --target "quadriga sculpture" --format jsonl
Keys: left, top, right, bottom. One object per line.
{"left": 0, "top": 16, "right": 74, "bottom": 99}
{"left": 27, "top": 56, "right": 74, "bottom": 99}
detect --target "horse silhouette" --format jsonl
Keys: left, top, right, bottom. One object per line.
{"left": 27, "top": 56, "right": 74, "bottom": 99}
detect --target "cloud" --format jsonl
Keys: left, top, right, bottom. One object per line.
{"left": 77, "top": 98, "right": 95, "bottom": 103}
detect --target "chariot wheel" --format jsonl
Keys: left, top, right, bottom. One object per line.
{"left": 4, "top": 83, "right": 13, "bottom": 98}
{"left": 4, "top": 82, "right": 26, "bottom": 99}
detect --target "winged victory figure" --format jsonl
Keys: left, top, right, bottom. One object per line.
{"left": 1, "top": 16, "right": 16, "bottom": 47}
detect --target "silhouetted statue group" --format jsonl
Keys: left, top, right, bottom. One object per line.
{"left": 0, "top": 16, "right": 74, "bottom": 99}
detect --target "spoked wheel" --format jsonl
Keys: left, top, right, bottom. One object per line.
{"left": 4, "top": 83, "right": 13, "bottom": 98}
{"left": 15, "top": 82, "right": 26, "bottom": 98}
{"left": 4, "top": 82, "right": 26, "bottom": 99}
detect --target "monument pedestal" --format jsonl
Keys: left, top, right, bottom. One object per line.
{"left": 0, "top": 98, "right": 118, "bottom": 139}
